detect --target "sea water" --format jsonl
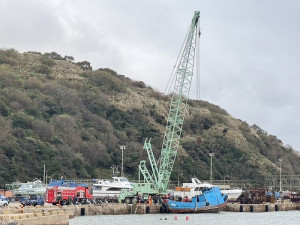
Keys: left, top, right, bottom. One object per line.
{"left": 70, "top": 211, "right": 300, "bottom": 225}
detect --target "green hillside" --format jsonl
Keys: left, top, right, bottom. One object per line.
{"left": 0, "top": 48, "right": 299, "bottom": 187}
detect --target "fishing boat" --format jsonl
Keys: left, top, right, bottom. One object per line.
{"left": 175, "top": 178, "right": 242, "bottom": 202}
{"left": 165, "top": 186, "right": 227, "bottom": 213}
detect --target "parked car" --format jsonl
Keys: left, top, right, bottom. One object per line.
{"left": 0, "top": 195, "right": 9, "bottom": 202}
{"left": 0, "top": 197, "right": 9, "bottom": 207}
{"left": 15, "top": 195, "right": 27, "bottom": 203}
{"left": 19, "top": 195, "right": 44, "bottom": 206}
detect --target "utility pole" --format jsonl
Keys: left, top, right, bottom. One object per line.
{"left": 279, "top": 158, "right": 283, "bottom": 192}
{"left": 209, "top": 153, "right": 214, "bottom": 183}
{"left": 45, "top": 169, "right": 50, "bottom": 185}
{"left": 177, "top": 173, "right": 183, "bottom": 187}
{"left": 43, "top": 164, "right": 45, "bottom": 185}
{"left": 223, "top": 175, "right": 229, "bottom": 185}
{"left": 120, "top": 146, "right": 126, "bottom": 177}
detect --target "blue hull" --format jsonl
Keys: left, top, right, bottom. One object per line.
{"left": 166, "top": 187, "right": 227, "bottom": 213}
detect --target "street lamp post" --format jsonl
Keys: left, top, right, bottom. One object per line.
{"left": 279, "top": 158, "right": 283, "bottom": 192}
{"left": 223, "top": 175, "right": 229, "bottom": 185}
{"left": 45, "top": 169, "right": 50, "bottom": 185}
{"left": 177, "top": 173, "right": 183, "bottom": 187}
{"left": 120, "top": 146, "right": 126, "bottom": 177}
{"left": 43, "top": 164, "right": 46, "bottom": 185}
{"left": 209, "top": 153, "right": 214, "bottom": 183}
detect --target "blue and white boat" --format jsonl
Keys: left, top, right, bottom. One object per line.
{"left": 165, "top": 186, "right": 227, "bottom": 213}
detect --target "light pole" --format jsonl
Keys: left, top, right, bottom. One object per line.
{"left": 209, "top": 153, "right": 214, "bottom": 183}
{"left": 223, "top": 175, "right": 229, "bottom": 185}
{"left": 45, "top": 169, "right": 50, "bottom": 185}
{"left": 279, "top": 158, "right": 282, "bottom": 192}
{"left": 177, "top": 173, "right": 183, "bottom": 187}
{"left": 120, "top": 146, "right": 126, "bottom": 177}
{"left": 43, "top": 164, "right": 46, "bottom": 185}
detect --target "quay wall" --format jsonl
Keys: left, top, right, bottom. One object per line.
{"left": 224, "top": 202, "right": 300, "bottom": 212}
{"left": 1, "top": 202, "right": 300, "bottom": 224}
{"left": 0, "top": 203, "right": 161, "bottom": 225}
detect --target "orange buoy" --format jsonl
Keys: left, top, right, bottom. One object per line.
{"left": 186, "top": 216, "right": 189, "bottom": 220}
{"left": 174, "top": 215, "right": 178, "bottom": 220}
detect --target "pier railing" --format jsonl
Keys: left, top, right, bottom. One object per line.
{"left": 170, "top": 176, "right": 300, "bottom": 191}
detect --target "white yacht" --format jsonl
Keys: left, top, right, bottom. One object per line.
{"left": 174, "top": 178, "right": 242, "bottom": 201}
{"left": 92, "top": 177, "right": 133, "bottom": 202}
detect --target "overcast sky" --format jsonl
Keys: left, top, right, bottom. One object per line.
{"left": 1, "top": 0, "right": 300, "bottom": 151}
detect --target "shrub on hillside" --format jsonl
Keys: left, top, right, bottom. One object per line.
{"left": 0, "top": 48, "right": 18, "bottom": 57}
{"left": 2, "top": 145, "right": 16, "bottom": 158}
{"left": 0, "top": 49, "right": 18, "bottom": 66}
{"left": 76, "top": 61, "right": 92, "bottom": 70}
{"left": 0, "top": 71, "right": 19, "bottom": 88}
{"left": 3, "top": 89, "right": 32, "bottom": 110}
{"left": 132, "top": 81, "right": 146, "bottom": 88}
{"left": 0, "top": 54, "right": 17, "bottom": 66}
{"left": 63, "top": 55, "right": 74, "bottom": 62}
{"left": 26, "top": 51, "right": 42, "bottom": 55}
{"left": 239, "top": 121, "right": 251, "bottom": 133}
{"left": 0, "top": 100, "right": 9, "bottom": 116}
{"left": 149, "top": 91, "right": 169, "bottom": 101}
{"left": 98, "top": 68, "right": 118, "bottom": 76}
{"left": 24, "top": 77, "right": 43, "bottom": 90}
{"left": 12, "top": 113, "right": 33, "bottom": 129}
{"left": 81, "top": 70, "right": 126, "bottom": 93}
{"left": 44, "top": 52, "right": 63, "bottom": 60}
{"left": 40, "top": 56, "right": 55, "bottom": 67}
{"left": 34, "top": 64, "right": 51, "bottom": 75}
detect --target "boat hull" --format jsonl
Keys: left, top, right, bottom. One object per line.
{"left": 167, "top": 203, "right": 226, "bottom": 213}
{"left": 165, "top": 187, "right": 227, "bottom": 214}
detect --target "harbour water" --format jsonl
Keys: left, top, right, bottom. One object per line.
{"left": 70, "top": 211, "right": 300, "bottom": 225}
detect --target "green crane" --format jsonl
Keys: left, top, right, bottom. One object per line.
{"left": 119, "top": 11, "right": 200, "bottom": 203}
{"left": 156, "top": 11, "right": 200, "bottom": 192}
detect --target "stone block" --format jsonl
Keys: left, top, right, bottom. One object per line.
{"left": 1, "top": 210, "right": 13, "bottom": 214}
{"left": 26, "top": 213, "right": 34, "bottom": 218}
{"left": 18, "top": 214, "right": 28, "bottom": 219}
{"left": 10, "top": 214, "right": 20, "bottom": 220}
{"left": 42, "top": 212, "right": 51, "bottom": 216}
{"left": 57, "top": 210, "right": 65, "bottom": 215}
{"left": 34, "top": 212, "right": 43, "bottom": 217}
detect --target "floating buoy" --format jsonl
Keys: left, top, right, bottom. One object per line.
{"left": 186, "top": 216, "right": 189, "bottom": 220}
{"left": 174, "top": 215, "right": 178, "bottom": 220}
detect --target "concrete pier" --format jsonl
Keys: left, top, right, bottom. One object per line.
{"left": 224, "top": 202, "right": 300, "bottom": 212}
{"left": 1, "top": 201, "right": 300, "bottom": 224}
{"left": 0, "top": 203, "right": 162, "bottom": 225}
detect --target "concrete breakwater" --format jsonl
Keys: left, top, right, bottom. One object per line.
{"left": 0, "top": 203, "right": 161, "bottom": 225}
{"left": 1, "top": 202, "right": 300, "bottom": 224}
{"left": 224, "top": 202, "right": 300, "bottom": 212}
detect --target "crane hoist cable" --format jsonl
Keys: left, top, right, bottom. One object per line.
{"left": 164, "top": 24, "right": 190, "bottom": 95}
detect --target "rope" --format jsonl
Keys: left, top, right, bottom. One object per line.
{"left": 164, "top": 28, "right": 190, "bottom": 95}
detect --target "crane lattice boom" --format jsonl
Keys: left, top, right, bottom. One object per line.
{"left": 119, "top": 11, "right": 200, "bottom": 203}
{"left": 157, "top": 11, "right": 200, "bottom": 192}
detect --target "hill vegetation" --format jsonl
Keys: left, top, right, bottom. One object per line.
{"left": 0, "top": 48, "right": 299, "bottom": 187}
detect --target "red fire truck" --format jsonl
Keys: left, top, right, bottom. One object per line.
{"left": 45, "top": 186, "right": 93, "bottom": 205}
